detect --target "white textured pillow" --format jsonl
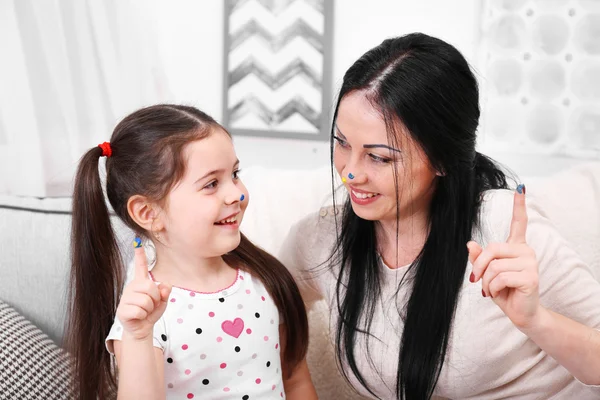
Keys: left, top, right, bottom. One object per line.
{"left": 528, "top": 161, "right": 600, "bottom": 279}
{"left": 240, "top": 165, "right": 335, "bottom": 255}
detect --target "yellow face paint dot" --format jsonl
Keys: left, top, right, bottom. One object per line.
{"left": 342, "top": 177, "right": 347, "bottom": 183}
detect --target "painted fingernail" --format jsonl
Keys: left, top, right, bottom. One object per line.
{"left": 481, "top": 289, "right": 486, "bottom": 297}
{"left": 133, "top": 237, "right": 142, "bottom": 248}
{"left": 240, "top": 194, "right": 245, "bottom": 201}
{"left": 469, "top": 272, "right": 475, "bottom": 283}
{"left": 517, "top": 184, "right": 526, "bottom": 195}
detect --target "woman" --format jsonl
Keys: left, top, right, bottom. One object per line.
{"left": 279, "top": 33, "right": 600, "bottom": 399}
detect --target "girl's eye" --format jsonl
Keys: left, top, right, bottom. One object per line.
{"left": 232, "top": 169, "right": 241, "bottom": 180}
{"left": 333, "top": 136, "right": 349, "bottom": 148}
{"left": 204, "top": 180, "right": 218, "bottom": 190}
{"left": 369, "top": 154, "right": 392, "bottom": 164}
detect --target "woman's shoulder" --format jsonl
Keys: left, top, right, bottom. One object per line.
{"left": 289, "top": 205, "right": 340, "bottom": 247}
{"left": 278, "top": 205, "right": 340, "bottom": 269}
{"left": 297, "top": 205, "right": 341, "bottom": 233}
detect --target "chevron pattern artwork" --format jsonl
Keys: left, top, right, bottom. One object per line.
{"left": 223, "top": 0, "right": 332, "bottom": 140}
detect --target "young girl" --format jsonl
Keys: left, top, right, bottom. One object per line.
{"left": 66, "top": 104, "right": 317, "bottom": 400}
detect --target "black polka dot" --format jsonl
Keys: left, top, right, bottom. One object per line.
{"left": 202, "top": 379, "right": 209, "bottom": 385}
{"left": 235, "top": 346, "right": 241, "bottom": 352}
{"left": 167, "top": 358, "right": 173, "bottom": 363}
{"left": 196, "top": 328, "right": 202, "bottom": 334}
{"left": 161, "top": 334, "right": 167, "bottom": 342}
{"left": 242, "top": 396, "right": 249, "bottom": 400}
{"left": 266, "top": 361, "right": 271, "bottom": 367}
{"left": 255, "top": 312, "right": 260, "bottom": 318}
{"left": 219, "top": 297, "right": 225, "bottom": 303}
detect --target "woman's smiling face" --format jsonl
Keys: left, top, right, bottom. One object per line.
{"left": 333, "top": 90, "right": 438, "bottom": 224}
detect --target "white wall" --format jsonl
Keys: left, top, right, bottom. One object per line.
{"left": 153, "top": 0, "right": 491, "bottom": 171}
{"left": 152, "top": 0, "right": 590, "bottom": 178}
{"left": 1, "top": 0, "right": 587, "bottom": 198}
{"left": 0, "top": 0, "right": 590, "bottom": 198}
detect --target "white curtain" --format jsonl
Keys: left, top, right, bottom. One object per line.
{"left": 0, "top": 0, "right": 169, "bottom": 197}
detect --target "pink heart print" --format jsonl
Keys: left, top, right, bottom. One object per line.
{"left": 221, "top": 318, "right": 244, "bottom": 338}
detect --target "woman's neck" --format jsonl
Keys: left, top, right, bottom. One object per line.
{"left": 376, "top": 211, "right": 430, "bottom": 269}
{"left": 150, "top": 246, "right": 237, "bottom": 293}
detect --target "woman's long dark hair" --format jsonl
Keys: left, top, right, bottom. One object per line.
{"left": 329, "top": 33, "right": 511, "bottom": 399}
{"left": 66, "top": 104, "right": 308, "bottom": 399}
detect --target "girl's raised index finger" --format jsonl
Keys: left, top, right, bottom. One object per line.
{"left": 133, "top": 237, "right": 149, "bottom": 280}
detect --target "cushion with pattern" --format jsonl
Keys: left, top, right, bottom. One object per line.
{"left": 0, "top": 300, "right": 73, "bottom": 400}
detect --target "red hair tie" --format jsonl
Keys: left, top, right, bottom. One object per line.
{"left": 98, "top": 142, "right": 112, "bottom": 158}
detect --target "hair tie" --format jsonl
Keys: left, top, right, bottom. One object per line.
{"left": 98, "top": 142, "right": 112, "bottom": 158}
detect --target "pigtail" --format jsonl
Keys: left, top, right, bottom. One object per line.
{"left": 224, "top": 234, "right": 309, "bottom": 375}
{"left": 66, "top": 146, "right": 123, "bottom": 399}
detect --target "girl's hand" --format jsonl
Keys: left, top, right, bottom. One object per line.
{"left": 116, "top": 240, "right": 172, "bottom": 340}
{"left": 468, "top": 186, "right": 542, "bottom": 330}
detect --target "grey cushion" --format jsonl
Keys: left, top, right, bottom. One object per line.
{"left": 0, "top": 300, "right": 73, "bottom": 399}
{"left": 0, "top": 195, "right": 133, "bottom": 345}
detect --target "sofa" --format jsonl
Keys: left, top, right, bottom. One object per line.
{"left": 1, "top": 162, "right": 599, "bottom": 399}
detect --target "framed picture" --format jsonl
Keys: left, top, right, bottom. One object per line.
{"left": 222, "top": 0, "right": 334, "bottom": 141}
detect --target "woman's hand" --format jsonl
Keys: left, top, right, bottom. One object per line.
{"left": 468, "top": 186, "right": 543, "bottom": 330}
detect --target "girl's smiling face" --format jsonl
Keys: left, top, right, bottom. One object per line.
{"left": 160, "top": 129, "right": 248, "bottom": 258}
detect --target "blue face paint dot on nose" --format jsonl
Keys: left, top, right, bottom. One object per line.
{"left": 348, "top": 173, "right": 355, "bottom": 180}
{"left": 240, "top": 194, "right": 245, "bottom": 201}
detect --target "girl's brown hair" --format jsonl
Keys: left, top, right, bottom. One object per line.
{"left": 65, "top": 104, "right": 308, "bottom": 399}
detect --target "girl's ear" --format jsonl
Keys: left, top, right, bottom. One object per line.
{"left": 127, "top": 195, "right": 164, "bottom": 233}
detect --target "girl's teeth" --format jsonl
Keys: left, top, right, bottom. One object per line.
{"left": 352, "top": 190, "right": 378, "bottom": 199}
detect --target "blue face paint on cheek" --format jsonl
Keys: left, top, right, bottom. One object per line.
{"left": 348, "top": 173, "right": 355, "bottom": 180}
{"left": 240, "top": 194, "right": 245, "bottom": 201}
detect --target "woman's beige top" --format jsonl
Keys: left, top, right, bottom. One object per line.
{"left": 279, "top": 189, "right": 600, "bottom": 399}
